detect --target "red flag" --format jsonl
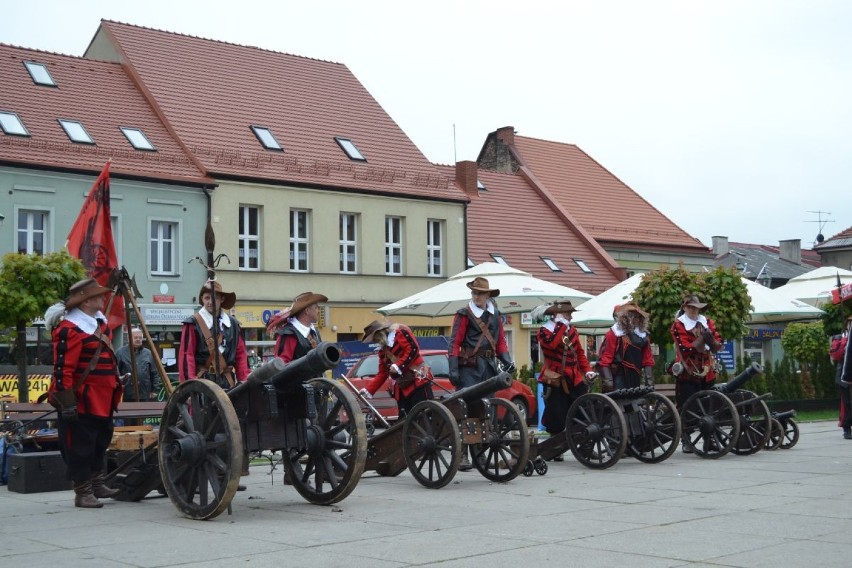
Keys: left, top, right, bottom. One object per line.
{"left": 66, "top": 161, "right": 124, "bottom": 329}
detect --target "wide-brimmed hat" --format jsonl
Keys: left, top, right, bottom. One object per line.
{"left": 681, "top": 294, "right": 707, "bottom": 310}
{"left": 362, "top": 319, "right": 392, "bottom": 343}
{"left": 616, "top": 302, "right": 649, "bottom": 319}
{"left": 466, "top": 277, "right": 500, "bottom": 298}
{"left": 65, "top": 278, "right": 110, "bottom": 310}
{"left": 290, "top": 292, "right": 328, "bottom": 318}
{"left": 545, "top": 299, "right": 578, "bottom": 315}
{"left": 198, "top": 280, "right": 236, "bottom": 310}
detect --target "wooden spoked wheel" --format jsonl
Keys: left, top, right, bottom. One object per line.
{"left": 158, "top": 379, "right": 242, "bottom": 520}
{"left": 624, "top": 391, "right": 682, "bottom": 464}
{"left": 403, "top": 400, "right": 461, "bottom": 489}
{"left": 780, "top": 418, "right": 800, "bottom": 449}
{"left": 765, "top": 418, "right": 784, "bottom": 451}
{"left": 681, "top": 390, "right": 740, "bottom": 459}
{"left": 731, "top": 393, "right": 771, "bottom": 456}
{"left": 283, "top": 378, "right": 367, "bottom": 505}
{"left": 566, "top": 393, "right": 627, "bottom": 469}
{"left": 469, "top": 398, "right": 531, "bottom": 482}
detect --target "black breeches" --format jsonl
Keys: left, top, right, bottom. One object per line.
{"left": 58, "top": 414, "right": 113, "bottom": 482}
{"left": 541, "top": 381, "right": 589, "bottom": 435}
{"left": 398, "top": 384, "right": 434, "bottom": 418}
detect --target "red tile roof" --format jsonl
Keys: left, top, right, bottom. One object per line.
{"left": 440, "top": 164, "right": 624, "bottom": 295}
{"left": 0, "top": 43, "right": 210, "bottom": 184}
{"left": 94, "top": 21, "right": 464, "bottom": 202}
{"left": 485, "top": 130, "right": 709, "bottom": 253}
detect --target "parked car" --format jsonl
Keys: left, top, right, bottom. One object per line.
{"left": 344, "top": 350, "right": 536, "bottom": 425}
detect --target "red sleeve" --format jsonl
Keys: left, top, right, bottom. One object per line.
{"left": 448, "top": 313, "right": 468, "bottom": 357}
{"left": 365, "top": 350, "right": 390, "bottom": 395}
{"left": 831, "top": 337, "right": 847, "bottom": 362}
{"left": 496, "top": 317, "right": 509, "bottom": 355}
{"left": 394, "top": 327, "right": 418, "bottom": 372}
{"left": 598, "top": 331, "right": 617, "bottom": 367}
{"left": 278, "top": 335, "right": 298, "bottom": 364}
{"left": 642, "top": 343, "right": 655, "bottom": 367}
{"left": 708, "top": 320, "right": 722, "bottom": 352}
{"left": 571, "top": 329, "right": 591, "bottom": 374}
{"left": 178, "top": 322, "right": 197, "bottom": 382}
{"left": 672, "top": 320, "right": 698, "bottom": 355}
{"left": 538, "top": 321, "right": 566, "bottom": 351}
{"left": 53, "top": 323, "right": 82, "bottom": 391}
{"left": 234, "top": 332, "right": 249, "bottom": 382}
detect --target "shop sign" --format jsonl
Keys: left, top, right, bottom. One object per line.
{"left": 140, "top": 305, "right": 197, "bottom": 326}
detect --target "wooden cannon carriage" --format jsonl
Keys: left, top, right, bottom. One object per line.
{"left": 350, "top": 371, "right": 530, "bottom": 489}
{"left": 524, "top": 383, "right": 682, "bottom": 475}
{"left": 106, "top": 342, "right": 367, "bottom": 520}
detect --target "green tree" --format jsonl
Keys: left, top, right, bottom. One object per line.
{"left": 780, "top": 322, "right": 827, "bottom": 399}
{"left": 0, "top": 252, "right": 87, "bottom": 402}
{"left": 701, "top": 266, "right": 752, "bottom": 341}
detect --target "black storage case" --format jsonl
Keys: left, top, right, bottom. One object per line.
{"left": 7, "top": 451, "right": 72, "bottom": 494}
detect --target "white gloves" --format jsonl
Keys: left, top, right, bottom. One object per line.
{"left": 389, "top": 363, "right": 401, "bottom": 375}
{"left": 584, "top": 372, "right": 597, "bottom": 380}
{"left": 359, "top": 388, "right": 372, "bottom": 399}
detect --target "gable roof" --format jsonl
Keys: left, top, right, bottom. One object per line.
{"left": 440, "top": 163, "right": 624, "bottom": 295}
{"left": 477, "top": 127, "right": 710, "bottom": 254}
{"left": 0, "top": 43, "right": 210, "bottom": 185}
{"left": 88, "top": 20, "right": 464, "bottom": 202}
{"left": 714, "top": 241, "right": 816, "bottom": 283}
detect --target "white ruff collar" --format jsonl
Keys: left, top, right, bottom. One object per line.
{"left": 612, "top": 324, "right": 647, "bottom": 338}
{"left": 65, "top": 308, "right": 106, "bottom": 335}
{"left": 288, "top": 317, "right": 316, "bottom": 338}
{"left": 198, "top": 309, "right": 231, "bottom": 330}
{"left": 468, "top": 300, "right": 495, "bottom": 318}
{"left": 678, "top": 313, "right": 708, "bottom": 331}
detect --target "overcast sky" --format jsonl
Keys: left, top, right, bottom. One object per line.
{"left": 3, "top": 0, "right": 850, "bottom": 250}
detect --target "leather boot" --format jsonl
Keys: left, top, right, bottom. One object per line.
{"left": 91, "top": 473, "right": 121, "bottom": 499}
{"left": 73, "top": 481, "right": 103, "bottom": 509}
{"left": 458, "top": 444, "right": 472, "bottom": 471}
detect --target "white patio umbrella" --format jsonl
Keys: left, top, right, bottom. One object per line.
{"left": 742, "top": 278, "right": 824, "bottom": 323}
{"left": 772, "top": 266, "right": 852, "bottom": 307}
{"left": 569, "top": 273, "right": 645, "bottom": 333}
{"left": 377, "top": 262, "right": 592, "bottom": 317}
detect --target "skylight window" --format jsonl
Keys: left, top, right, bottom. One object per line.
{"left": 541, "top": 257, "right": 561, "bottom": 271}
{"left": 491, "top": 254, "right": 508, "bottom": 265}
{"left": 120, "top": 127, "right": 156, "bottom": 151}
{"left": 24, "top": 61, "right": 56, "bottom": 86}
{"left": 573, "top": 258, "right": 594, "bottom": 274}
{"left": 250, "top": 125, "right": 282, "bottom": 151}
{"left": 467, "top": 257, "right": 475, "bottom": 268}
{"left": 477, "top": 180, "right": 487, "bottom": 190}
{"left": 58, "top": 119, "right": 94, "bottom": 144}
{"left": 0, "top": 111, "right": 29, "bottom": 136}
{"left": 334, "top": 137, "right": 366, "bottom": 161}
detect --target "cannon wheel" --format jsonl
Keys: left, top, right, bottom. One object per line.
{"left": 780, "top": 418, "right": 799, "bottom": 449}
{"left": 283, "top": 378, "right": 367, "bottom": 505}
{"left": 402, "top": 400, "right": 461, "bottom": 489}
{"left": 681, "top": 390, "right": 740, "bottom": 459}
{"left": 625, "top": 391, "right": 682, "bottom": 464}
{"left": 469, "top": 398, "right": 530, "bottom": 482}
{"left": 158, "top": 379, "right": 242, "bottom": 520}
{"left": 566, "top": 393, "right": 627, "bottom": 469}
{"left": 765, "top": 418, "right": 783, "bottom": 451}
{"left": 731, "top": 394, "right": 771, "bottom": 456}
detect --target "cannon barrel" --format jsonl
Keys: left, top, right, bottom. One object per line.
{"left": 772, "top": 409, "right": 797, "bottom": 421}
{"left": 268, "top": 342, "right": 341, "bottom": 391}
{"left": 714, "top": 362, "right": 764, "bottom": 394}
{"left": 440, "top": 372, "right": 513, "bottom": 405}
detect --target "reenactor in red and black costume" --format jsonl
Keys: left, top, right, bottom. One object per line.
{"left": 831, "top": 315, "right": 852, "bottom": 440}
{"left": 268, "top": 292, "right": 327, "bottom": 363}
{"left": 178, "top": 280, "right": 249, "bottom": 389}
{"left": 359, "top": 319, "right": 434, "bottom": 417}
{"left": 599, "top": 302, "right": 655, "bottom": 390}
{"left": 47, "top": 278, "right": 123, "bottom": 508}
{"left": 537, "top": 300, "right": 596, "bottom": 442}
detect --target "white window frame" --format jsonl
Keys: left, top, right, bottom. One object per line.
{"left": 290, "top": 209, "right": 309, "bottom": 272}
{"left": 149, "top": 218, "right": 181, "bottom": 276}
{"left": 385, "top": 216, "right": 403, "bottom": 276}
{"left": 339, "top": 212, "right": 358, "bottom": 274}
{"left": 16, "top": 208, "right": 51, "bottom": 255}
{"left": 239, "top": 205, "right": 261, "bottom": 271}
{"left": 427, "top": 219, "right": 444, "bottom": 277}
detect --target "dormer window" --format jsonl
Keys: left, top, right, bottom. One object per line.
{"left": 334, "top": 137, "right": 366, "bottom": 161}
{"left": 250, "top": 125, "right": 283, "bottom": 151}
{"left": 58, "top": 119, "right": 94, "bottom": 144}
{"left": 24, "top": 61, "right": 56, "bottom": 86}
{"left": 0, "top": 111, "right": 30, "bottom": 136}
{"left": 120, "top": 127, "right": 156, "bottom": 151}
{"left": 541, "top": 257, "right": 561, "bottom": 271}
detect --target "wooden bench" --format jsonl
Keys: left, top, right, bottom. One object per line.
{"left": 653, "top": 383, "right": 676, "bottom": 401}
{"left": 1, "top": 401, "right": 166, "bottom": 423}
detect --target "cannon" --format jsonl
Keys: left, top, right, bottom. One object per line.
{"left": 355, "top": 371, "right": 530, "bottom": 488}
{"left": 680, "top": 362, "right": 770, "bottom": 458}
{"left": 765, "top": 409, "right": 798, "bottom": 450}
{"left": 107, "top": 342, "right": 367, "bottom": 519}
{"left": 524, "top": 383, "right": 682, "bottom": 475}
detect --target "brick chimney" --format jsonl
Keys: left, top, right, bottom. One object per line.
{"left": 455, "top": 160, "right": 479, "bottom": 198}
{"left": 779, "top": 239, "right": 801, "bottom": 264}
{"left": 712, "top": 236, "right": 729, "bottom": 256}
{"left": 496, "top": 126, "right": 515, "bottom": 146}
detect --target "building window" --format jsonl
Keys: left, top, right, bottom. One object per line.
{"left": 239, "top": 206, "right": 260, "bottom": 270}
{"left": 24, "top": 61, "right": 56, "bottom": 86}
{"left": 120, "top": 127, "right": 156, "bottom": 151}
{"left": 385, "top": 216, "right": 403, "bottom": 275}
{"left": 290, "top": 209, "right": 309, "bottom": 272}
{"left": 427, "top": 219, "right": 443, "bottom": 277}
{"left": 573, "top": 258, "right": 594, "bottom": 274}
{"left": 334, "top": 137, "right": 366, "bottom": 161}
{"left": 541, "top": 257, "right": 561, "bottom": 271}
{"left": 339, "top": 213, "right": 358, "bottom": 273}
{"left": 0, "top": 111, "right": 29, "bottom": 136}
{"left": 150, "top": 220, "right": 178, "bottom": 276}
{"left": 17, "top": 209, "right": 48, "bottom": 255}
{"left": 491, "top": 254, "right": 507, "bottom": 265}
{"left": 58, "top": 119, "right": 94, "bottom": 144}
{"left": 467, "top": 257, "right": 475, "bottom": 268}
{"left": 250, "top": 125, "right": 283, "bottom": 151}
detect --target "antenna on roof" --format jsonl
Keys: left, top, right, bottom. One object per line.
{"left": 806, "top": 210, "right": 834, "bottom": 246}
